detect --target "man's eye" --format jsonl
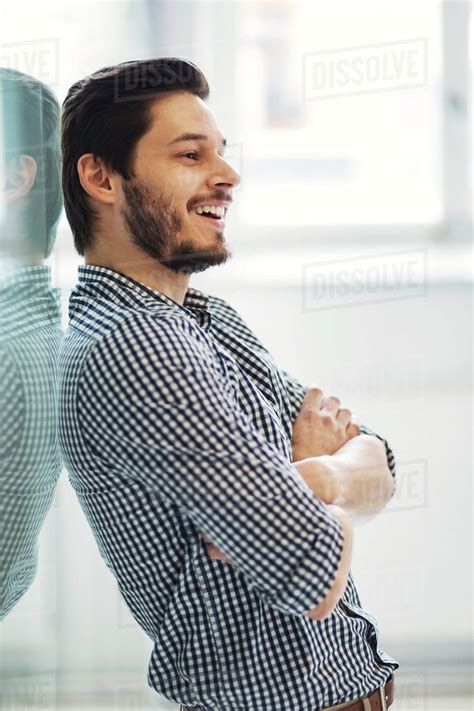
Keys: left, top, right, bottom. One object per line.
{"left": 180, "top": 152, "right": 199, "bottom": 161}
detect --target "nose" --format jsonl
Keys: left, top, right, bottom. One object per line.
{"left": 208, "top": 155, "right": 241, "bottom": 192}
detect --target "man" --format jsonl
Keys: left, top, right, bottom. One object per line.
{"left": 0, "top": 68, "right": 63, "bottom": 619}
{"left": 59, "top": 58, "right": 398, "bottom": 710}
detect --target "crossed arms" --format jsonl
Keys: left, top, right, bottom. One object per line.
{"left": 78, "top": 309, "right": 396, "bottom": 622}
{"left": 202, "top": 382, "right": 396, "bottom": 620}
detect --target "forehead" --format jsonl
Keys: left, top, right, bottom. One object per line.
{"left": 143, "top": 92, "right": 222, "bottom": 145}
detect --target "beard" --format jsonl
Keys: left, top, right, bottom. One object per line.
{"left": 120, "top": 178, "right": 232, "bottom": 275}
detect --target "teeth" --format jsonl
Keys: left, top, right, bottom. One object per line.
{"left": 194, "top": 205, "right": 226, "bottom": 218}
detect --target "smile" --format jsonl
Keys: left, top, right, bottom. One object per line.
{"left": 193, "top": 204, "right": 227, "bottom": 218}
{"left": 191, "top": 204, "right": 228, "bottom": 229}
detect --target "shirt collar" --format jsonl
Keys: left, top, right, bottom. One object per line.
{"left": 0, "top": 265, "right": 61, "bottom": 334}
{"left": 77, "top": 264, "right": 210, "bottom": 323}
{"left": 0, "top": 264, "right": 53, "bottom": 292}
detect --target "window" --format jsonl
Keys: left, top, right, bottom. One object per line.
{"left": 233, "top": 1, "right": 443, "bottom": 228}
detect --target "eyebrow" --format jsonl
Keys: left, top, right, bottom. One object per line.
{"left": 168, "top": 132, "right": 227, "bottom": 148}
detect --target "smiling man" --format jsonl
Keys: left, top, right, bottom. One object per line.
{"left": 59, "top": 58, "right": 397, "bottom": 711}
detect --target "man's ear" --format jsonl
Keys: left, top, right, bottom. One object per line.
{"left": 77, "top": 153, "right": 118, "bottom": 206}
{"left": 3, "top": 154, "right": 37, "bottom": 204}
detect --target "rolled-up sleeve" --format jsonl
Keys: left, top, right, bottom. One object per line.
{"left": 77, "top": 313, "right": 344, "bottom": 616}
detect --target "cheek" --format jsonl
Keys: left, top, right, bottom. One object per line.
{"left": 139, "top": 164, "right": 203, "bottom": 213}
{"left": 172, "top": 168, "right": 204, "bottom": 204}
{"left": 137, "top": 163, "right": 185, "bottom": 198}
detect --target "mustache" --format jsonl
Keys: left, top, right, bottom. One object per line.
{"left": 188, "top": 191, "right": 233, "bottom": 210}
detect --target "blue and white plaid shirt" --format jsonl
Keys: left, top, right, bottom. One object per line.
{"left": 59, "top": 265, "right": 398, "bottom": 711}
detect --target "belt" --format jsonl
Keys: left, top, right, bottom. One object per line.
{"left": 323, "top": 673, "right": 394, "bottom": 710}
{"left": 179, "top": 674, "right": 395, "bottom": 711}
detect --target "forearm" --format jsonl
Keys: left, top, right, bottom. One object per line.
{"left": 294, "top": 434, "right": 394, "bottom": 519}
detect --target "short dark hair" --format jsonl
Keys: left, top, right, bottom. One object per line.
{"left": 61, "top": 58, "right": 209, "bottom": 255}
{"left": 0, "top": 67, "right": 62, "bottom": 258}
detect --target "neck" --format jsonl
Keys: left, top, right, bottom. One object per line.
{"left": 84, "top": 250, "right": 190, "bottom": 306}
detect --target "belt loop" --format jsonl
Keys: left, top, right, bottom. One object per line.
{"left": 362, "top": 699, "right": 371, "bottom": 711}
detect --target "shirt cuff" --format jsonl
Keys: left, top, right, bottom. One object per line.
{"left": 261, "top": 512, "right": 344, "bottom": 616}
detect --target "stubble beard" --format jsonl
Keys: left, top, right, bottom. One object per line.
{"left": 120, "top": 178, "right": 232, "bottom": 275}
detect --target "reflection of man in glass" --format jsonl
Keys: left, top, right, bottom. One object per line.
{"left": 59, "top": 59, "right": 397, "bottom": 710}
{"left": 0, "top": 69, "right": 63, "bottom": 619}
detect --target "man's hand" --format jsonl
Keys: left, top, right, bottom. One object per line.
{"left": 291, "top": 386, "right": 360, "bottom": 461}
{"left": 294, "top": 435, "right": 394, "bottom": 518}
{"left": 200, "top": 533, "right": 234, "bottom": 565}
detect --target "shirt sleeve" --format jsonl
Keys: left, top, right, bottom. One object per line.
{"left": 209, "top": 295, "right": 397, "bottom": 484}
{"left": 0, "top": 345, "right": 57, "bottom": 620}
{"left": 76, "top": 312, "right": 344, "bottom": 617}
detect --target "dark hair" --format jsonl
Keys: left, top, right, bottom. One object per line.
{"left": 61, "top": 58, "right": 209, "bottom": 255}
{"left": 0, "top": 67, "right": 62, "bottom": 258}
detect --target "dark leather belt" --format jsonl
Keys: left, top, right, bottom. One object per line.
{"left": 325, "top": 673, "right": 394, "bottom": 710}
{"left": 179, "top": 674, "right": 394, "bottom": 710}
